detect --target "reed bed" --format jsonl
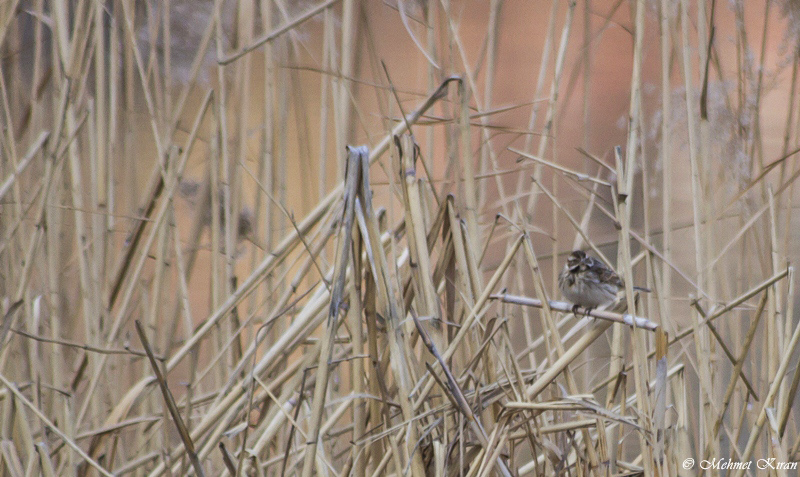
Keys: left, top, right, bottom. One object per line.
{"left": 1, "top": 1, "right": 799, "bottom": 475}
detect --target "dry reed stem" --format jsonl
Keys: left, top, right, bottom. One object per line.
{"left": 301, "top": 146, "right": 361, "bottom": 476}
{"left": 0, "top": 372, "right": 113, "bottom": 476}
{"left": 491, "top": 293, "right": 659, "bottom": 331}
{"left": 134, "top": 320, "right": 206, "bottom": 477}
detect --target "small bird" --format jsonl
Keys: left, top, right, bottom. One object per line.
{"left": 558, "top": 250, "right": 647, "bottom": 313}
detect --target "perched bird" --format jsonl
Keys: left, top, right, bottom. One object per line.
{"left": 558, "top": 250, "right": 647, "bottom": 313}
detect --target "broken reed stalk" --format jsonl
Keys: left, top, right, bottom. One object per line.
{"left": 301, "top": 146, "right": 362, "bottom": 476}
{"left": 354, "top": 145, "right": 427, "bottom": 477}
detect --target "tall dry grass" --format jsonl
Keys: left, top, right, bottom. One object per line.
{"left": 0, "top": 1, "right": 799, "bottom": 475}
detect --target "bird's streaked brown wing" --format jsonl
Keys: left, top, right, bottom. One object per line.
{"left": 583, "top": 256, "right": 624, "bottom": 288}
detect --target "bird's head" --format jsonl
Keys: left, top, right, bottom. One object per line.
{"left": 566, "top": 250, "right": 586, "bottom": 272}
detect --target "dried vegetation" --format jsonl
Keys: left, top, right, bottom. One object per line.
{"left": 1, "top": 1, "right": 799, "bottom": 476}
